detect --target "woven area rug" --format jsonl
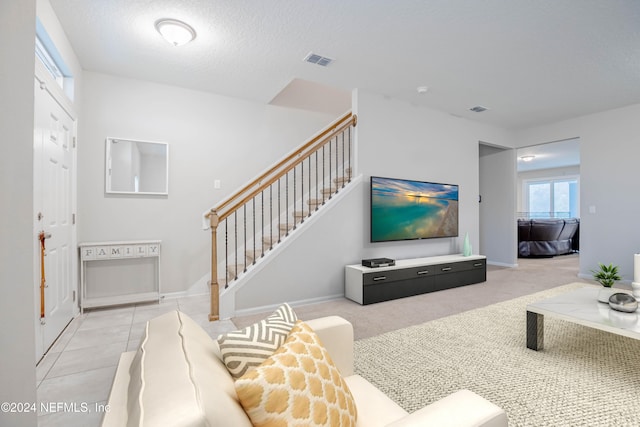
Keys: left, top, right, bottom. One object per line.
{"left": 354, "top": 283, "right": 640, "bottom": 426}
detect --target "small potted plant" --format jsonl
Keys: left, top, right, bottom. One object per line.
{"left": 592, "top": 263, "right": 621, "bottom": 303}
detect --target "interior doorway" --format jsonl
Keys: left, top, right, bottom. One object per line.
{"left": 516, "top": 138, "right": 581, "bottom": 260}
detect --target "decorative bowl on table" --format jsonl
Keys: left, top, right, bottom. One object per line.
{"left": 608, "top": 293, "right": 638, "bottom": 313}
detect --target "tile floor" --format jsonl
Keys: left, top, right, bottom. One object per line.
{"left": 36, "top": 294, "right": 237, "bottom": 427}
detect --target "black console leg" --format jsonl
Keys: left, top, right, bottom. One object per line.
{"left": 526, "top": 311, "right": 544, "bottom": 351}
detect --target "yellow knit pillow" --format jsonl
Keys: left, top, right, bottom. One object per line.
{"left": 234, "top": 320, "right": 357, "bottom": 427}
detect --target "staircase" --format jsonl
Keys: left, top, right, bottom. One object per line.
{"left": 204, "top": 113, "right": 357, "bottom": 320}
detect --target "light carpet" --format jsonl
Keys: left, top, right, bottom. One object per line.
{"left": 354, "top": 282, "right": 640, "bottom": 427}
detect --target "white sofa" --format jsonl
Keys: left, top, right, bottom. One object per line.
{"left": 102, "top": 310, "right": 507, "bottom": 427}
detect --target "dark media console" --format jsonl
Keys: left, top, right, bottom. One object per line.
{"left": 345, "top": 254, "right": 486, "bottom": 305}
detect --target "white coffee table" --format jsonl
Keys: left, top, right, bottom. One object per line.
{"left": 526, "top": 285, "right": 640, "bottom": 351}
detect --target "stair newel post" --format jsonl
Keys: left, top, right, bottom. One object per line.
{"left": 209, "top": 210, "right": 220, "bottom": 321}
{"left": 349, "top": 115, "right": 356, "bottom": 183}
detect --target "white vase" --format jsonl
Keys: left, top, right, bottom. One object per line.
{"left": 597, "top": 287, "right": 616, "bottom": 303}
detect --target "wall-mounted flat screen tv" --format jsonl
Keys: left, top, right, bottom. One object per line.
{"left": 370, "top": 176, "right": 459, "bottom": 242}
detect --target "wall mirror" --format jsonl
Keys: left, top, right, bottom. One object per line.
{"left": 106, "top": 138, "right": 169, "bottom": 195}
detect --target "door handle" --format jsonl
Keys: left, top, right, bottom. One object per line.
{"left": 38, "top": 231, "right": 50, "bottom": 319}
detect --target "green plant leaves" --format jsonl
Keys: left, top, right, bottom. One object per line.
{"left": 591, "top": 262, "right": 621, "bottom": 287}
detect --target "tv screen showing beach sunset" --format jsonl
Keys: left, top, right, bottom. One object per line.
{"left": 370, "top": 176, "right": 459, "bottom": 242}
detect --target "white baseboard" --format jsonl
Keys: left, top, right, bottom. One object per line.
{"left": 233, "top": 294, "right": 345, "bottom": 318}
{"left": 577, "top": 272, "right": 631, "bottom": 286}
{"left": 487, "top": 260, "right": 518, "bottom": 268}
{"left": 162, "top": 277, "right": 210, "bottom": 300}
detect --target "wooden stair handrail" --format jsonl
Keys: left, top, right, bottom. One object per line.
{"left": 208, "top": 111, "right": 356, "bottom": 321}
{"left": 205, "top": 112, "right": 356, "bottom": 221}
{"left": 212, "top": 115, "right": 355, "bottom": 222}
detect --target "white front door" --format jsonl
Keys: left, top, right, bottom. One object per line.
{"left": 33, "top": 64, "right": 77, "bottom": 361}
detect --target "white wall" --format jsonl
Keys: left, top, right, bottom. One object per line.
{"left": 479, "top": 145, "right": 517, "bottom": 267}
{"left": 78, "top": 72, "right": 336, "bottom": 293}
{"left": 514, "top": 103, "right": 640, "bottom": 281}
{"left": 356, "top": 91, "right": 512, "bottom": 261}
{"left": 233, "top": 89, "right": 513, "bottom": 312}
{"left": 0, "top": 2, "right": 38, "bottom": 425}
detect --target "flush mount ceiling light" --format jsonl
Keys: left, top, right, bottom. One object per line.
{"left": 520, "top": 155, "right": 536, "bottom": 162}
{"left": 416, "top": 86, "right": 429, "bottom": 94}
{"left": 155, "top": 19, "right": 196, "bottom": 46}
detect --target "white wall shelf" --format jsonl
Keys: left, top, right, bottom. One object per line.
{"left": 79, "top": 240, "right": 161, "bottom": 311}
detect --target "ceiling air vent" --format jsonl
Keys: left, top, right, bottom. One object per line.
{"left": 469, "top": 105, "right": 489, "bottom": 113}
{"left": 303, "top": 52, "right": 334, "bottom": 67}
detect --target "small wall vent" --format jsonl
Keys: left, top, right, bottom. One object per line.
{"left": 303, "top": 52, "right": 334, "bottom": 67}
{"left": 469, "top": 105, "right": 489, "bottom": 113}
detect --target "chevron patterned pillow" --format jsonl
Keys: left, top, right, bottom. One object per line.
{"left": 218, "top": 303, "right": 298, "bottom": 379}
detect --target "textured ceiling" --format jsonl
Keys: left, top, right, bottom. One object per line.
{"left": 49, "top": 0, "right": 640, "bottom": 130}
